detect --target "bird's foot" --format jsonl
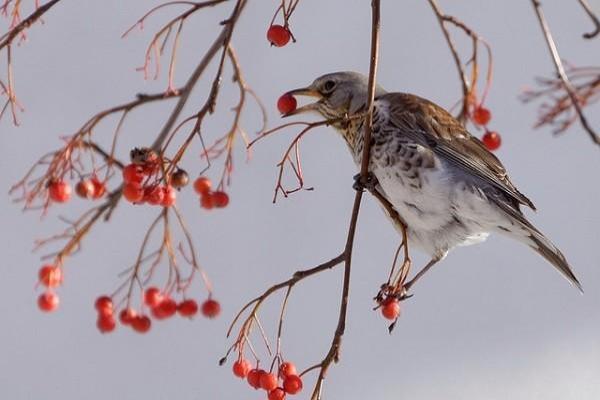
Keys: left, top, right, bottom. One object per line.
{"left": 353, "top": 172, "right": 378, "bottom": 192}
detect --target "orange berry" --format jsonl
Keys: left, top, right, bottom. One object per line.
{"left": 75, "top": 180, "right": 96, "bottom": 199}
{"left": 267, "top": 25, "right": 291, "bottom": 47}
{"left": 201, "top": 299, "right": 221, "bottom": 318}
{"left": 269, "top": 388, "right": 286, "bottom": 400}
{"left": 193, "top": 177, "right": 212, "bottom": 195}
{"left": 91, "top": 177, "right": 106, "bottom": 199}
{"left": 277, "top": 93, "right": 297, "bottom": 115}
{"left": 260, "top": 372, "right": 278, "bottom": 391}
{"left": 123, "top": 183, "right": 144, "bottom": 203}
{"left": 200, "top": 194, "right": 214, "bottom": 210}
{"left": 144, "top": 185, "right": 164, "bottom": 205}
{"left": 144, "top": 287, "right": 163, "bottom": 308}
{"left": 482, "top": 131, "right": 502, "bottom": 151}
{"left": 381, "top": 298, "right": 400, "bottom": 320}
{"left": 279, "top": 362, "right": 297, "bottom": 378}
{"left": 177, "top": 299, "right": 199, "bottom": 318}
{"left": 247, "top": 368, "right": 263, "bottom": 389}
{"left": 38, "top": 291, "right": 59, "bottom": 312}
{"left": 122, "top": 164, "right": 145, "bottom": 185}
{"left": 95, "top": 295, "right": 113, "bottom": 316}
{"left": 161, "top": 185, "right": 177, "bottom": 207}
{"left": 48, "top": 180, "right": 71, "bottom": 203}
{"left": 131, "top": 314, "right": 152, "bottom": 333}
{"left": 97, "top": 314, "right": 117, "bottom": 333}
{"left": 38, "top": 264, "right": 62, "bottom": 288}
{"left": 119, "top": 308, "right": 137, "bottom": 325}
{"left": 472, "top": 106, "right": 492, "bottom": 125}
{"left": 152, "top": 297, "right": 177, "bottom": 319}
{"left": 232, "top": 359, "right": 253, "bottom": 378}
{"left": 283, "top": 375, "right": 303, "bottom": 394}
{"left": 212, "top": 191, "right": 229, "bottom": 208}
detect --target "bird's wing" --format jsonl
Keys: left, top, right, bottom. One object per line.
{"left": 381, "top": 92, "right": 535, "bottom": 210}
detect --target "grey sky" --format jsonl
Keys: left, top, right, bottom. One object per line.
{"left": 1, "top": 1, "right": 599, "bottom": 399}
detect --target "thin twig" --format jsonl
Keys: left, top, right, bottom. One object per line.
{"left": 577, "top": 0, "right": 600, "bottom": 39}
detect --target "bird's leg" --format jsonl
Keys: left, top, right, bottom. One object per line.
{"left": 353, "top": 171, "right": 379, "bottom": 192}
{"left": 403, "top": 256, "right": 442, "bottom": 292}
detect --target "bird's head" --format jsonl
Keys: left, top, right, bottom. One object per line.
{"left": 283, "top": 71, "right": 386, "bottom": 119}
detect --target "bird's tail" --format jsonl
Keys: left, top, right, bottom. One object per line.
{"left": 497, "top": 213, "right": 582, "bottom": 292}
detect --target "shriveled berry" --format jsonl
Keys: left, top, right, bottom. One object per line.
{"left": 232, "top": 358, "right": 253, "bottom": 378}
{"left": 381, "top": 298, "right": 400, "bottom": 320}
{"left": 48, "top": 180, "right": 71, "bottom": 203}
{"left": 260, "top": 372, "right": 279, "bottom": 391}
{"left": 38, "top": 291, "right": 59, "bottom": 312}
{"left": 122, "top": 164, "right": 145, "bottom": 185}
{"left": 170, "top": 169, "right": 189, "bottom": 188}
{"left": 472, "top": 106, "right": 492, "bottom": 125}
{"left": 267, "top": 25, "right": 291, "bottom": 47}
{"left": 38, "top": 264, "right": 63, "bottom": 288}
{"left": 277, "top": 93, "right": 297, "bottom": 115}
{"left": 122, "top": 183, "right": 144, "bottom": 203}
{"left": 269, "top": 388, "right": 286, "bottom": 400}
{"left": 161, "top": 185, "right": 177, "bottom": 207}
{"left": 97, "top": 314, "right": 117, "bottom": 333}
{"left": 95, "top": 295, "right": 113, "bottom": 316}
{"left": 131, "top": 315, "right": 152, "bottom": 333}
{"left": 482, "top": 131, "right": 502, "bottom": 151}
{"left": 119, "top": 308, "right": 137, "bottom": 325}
{"left": 283, "top": 375, "right": 303, "bottom": 394}
{"left": 144, "top": 287, "right": 163, "bottom": 308}
{"left": 193, "top": 177, "right": 212, "bottom": 195}
{"left": 212, "top": 191, "right": 229, "bottom": 208}
{"left": 279, "top": 361, "right": 297, "bottom": 378}
{"left": 247, "top": 368, "right": 263, "bottom": 389}
{"left": 75, "top": 180, "right": 96, "bottom": 199}
{"left": 177, "top": 299, "right": 198, "bottom": 318}
{"left": 201, "top": 299, "right": 220, "bottom": 318}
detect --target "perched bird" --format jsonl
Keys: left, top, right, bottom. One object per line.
{"left": 284, "top": 71, "right": 581, "bottom": 292}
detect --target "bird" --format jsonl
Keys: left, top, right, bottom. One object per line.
{"left": 283, "top": 71, "right": 582, "bottom": 292}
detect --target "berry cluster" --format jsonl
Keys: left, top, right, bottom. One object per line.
{"left": 91, "top": 289, "right": 221, "bottom": 335}
{"left": 48, "top": 176, "right": 107, "bottom": 204}
{"left": 233, "top": 359, "right": 303, "bottom": 400}
{"left": 471, "top": 106, "right": 502, "bottom": 151}
{"left": 193, "top": 176, "right": 230, "bottom": 210}
{"left": 37, "top": 264, "right": 63, "bottom": 312}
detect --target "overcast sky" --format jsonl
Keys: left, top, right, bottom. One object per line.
{"left": 1, "top": 1, "right": 599, "bottom": 399}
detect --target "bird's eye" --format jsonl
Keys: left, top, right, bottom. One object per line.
{"left": 322, "top": 80, "right": 336, "bottom": 92}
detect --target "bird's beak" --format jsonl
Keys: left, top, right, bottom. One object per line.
{"left": 282, "top": 86, "right": 322, "bottom": 117}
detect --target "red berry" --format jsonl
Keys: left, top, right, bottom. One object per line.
{"left": 482, "top": 131, "right": 502, "bottom": 151}
{"left": 91, "top": 177, "right": 106, "bottom": 199}
{"left": 170, "top": 169, "right": 189, "bottom": 188}
{"left": 97, "top": 314, "right": 116, "bottom": 333}
{"left": 144, "top": 287, "right": 163, "bottom": 308}
{"left": 381, "top": 298, "right": 400, "bottom": 320}
{"left": 232, "top": 359, "right": 253, "bottom": 378}
{"left": 279, "top": 362, "right": 297, "bottom": 378}
{"left": 119, "top": 308, "right": 137, "bottom": 325}
{"left": 161, "top": 185, "right": 177, "bottom": 207}
{"left": 247, "top": 369, "right": 263, "bottom": 389}
{"left": 75, "top": 180, "right": 96, "bottom": 199}
{"left": 48, "top": 180, "right": 72, "bottom": 203}
{"left": 131, "top": 315, "right": 152, "bottom": 333}
{"left": 144, "top": 185, "right": 164, "bottom": 205}
{"left": 212, "top": 191, "right": 229, "bottom": 208}
{"left": 472, "top": 106, "right": 492, "bottom": 125}
{"left": 152, "top": 297, "right": 177, "bottom": 320}
{"left": 38, "top": 264, "right": 62, "bottom": 288}
{"left": 269, "top": 388, "right": 286, "bottom": 400}
{"left": 95, "top": 295, "right": 113, "bottom": 316}
{"left": 38, "top": 291, "right": 59, "bottom": 312}
{"left": 283, "top": 375, "right": 303, "bottom": 395}
{"left": 177, "top": 299, "right": 198, "bottom": 318}
{"left": 277, "top": 93, "right": 297, "bottom": 115}
{"left": 260, "top": 372, "right": 279, "bottom": 391}
{"left": 200, "top": 194, "right": 214, "bottom": 210}
{"left": 267, "top": 25, "right": 291, "bottom": 47}
{"left": 122, "top": 183, "right": 144, "bottom": 203}
{"left": 193, "top": 176, "right": 212, "bottom": 195}
{"left": 201, "top": 299, "right": 221, "bottom": 318}
{"left": 122, "top": 164, "right": 145, "bottom": 185}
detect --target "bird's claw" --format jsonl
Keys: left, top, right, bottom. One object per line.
{"left": 353, "top": 172, "right": 378, "bottom": 192}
